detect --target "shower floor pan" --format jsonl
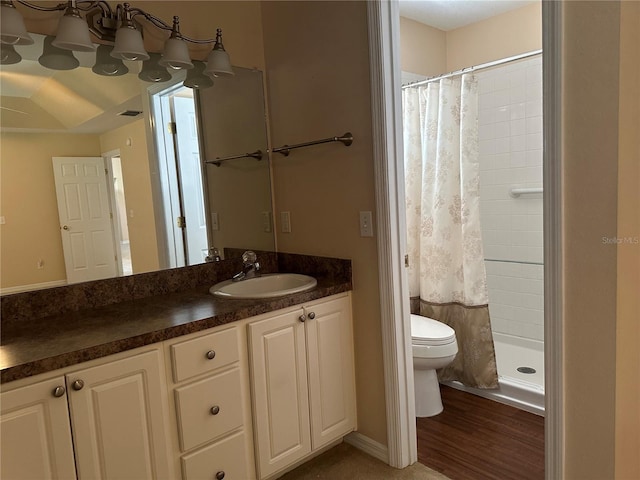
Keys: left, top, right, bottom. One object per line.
{"left": 443, "top": 333, "right": 545, "bottom": 416}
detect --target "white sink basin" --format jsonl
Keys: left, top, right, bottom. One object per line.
{"left": 210, "top": 273, "right": 317, "bottom": 299}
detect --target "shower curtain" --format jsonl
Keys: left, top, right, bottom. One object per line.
{"left": 403, "top": 74, "right": 498, "bottom": 389}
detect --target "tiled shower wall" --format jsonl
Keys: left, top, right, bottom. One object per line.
{"left": 476, "top": 55, "right": 544, "bottom": 342}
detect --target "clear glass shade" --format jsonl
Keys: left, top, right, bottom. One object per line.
{"left": 159, "top": 37, "right": 193, "bottom": 70}
{"left": 0, "top": 2, "right": 34, "bottom": 45}
{"left": 111, "top": 25, "right": 149, "bottom": 61}
{"left": 51, "top": 10, "right": 96, "bottom": 52}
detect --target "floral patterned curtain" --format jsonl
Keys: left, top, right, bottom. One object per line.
{"left": 403, "top": 74, "right": 498, "bottom": 389}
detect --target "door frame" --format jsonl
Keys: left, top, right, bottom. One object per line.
{"left": 366, "top": 2, "right": 564, "bottom": 478}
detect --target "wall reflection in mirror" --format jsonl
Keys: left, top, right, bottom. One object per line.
{"left": 0, "top": 33, "right": 273, "bottom": 294}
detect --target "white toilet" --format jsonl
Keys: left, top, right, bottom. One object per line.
{"left": 411, "top": 314, "right": 458, "bottom": 417}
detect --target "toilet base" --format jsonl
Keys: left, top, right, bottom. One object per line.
{"left": 414, "top": 368, "right": 444, "bottom": 417}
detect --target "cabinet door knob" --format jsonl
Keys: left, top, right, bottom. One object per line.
{"left": 71, "top": 379, "right": 84, "bottom": 391}
{"left": 210, "top": 405, "right": 220, "bottom": 415}
{"left": 307, "top": 312, "right": 316, "bottom": 320}
{"left": 52, "top": 386, "right": 66, "bottom": 397}
{"left": 298, "top": 314, "right": 306, "bottom": 322}
{"left": 215, "top": 471, "right": 225, "bottom": 480}
{"left": 205, "top": 350, "right": 216, "bottom": 360}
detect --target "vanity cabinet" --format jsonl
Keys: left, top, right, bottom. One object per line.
{"left": 248, "top": 293, "right": 357, "bottom": 479}
{"left": 0, "top": 376, "right": 77, "bottom": 479}
{"left": 166, "top": 325, "right": 254, "bottom": 480}
{"left": 0, "top": 347, "right": 175, "bottom": 480}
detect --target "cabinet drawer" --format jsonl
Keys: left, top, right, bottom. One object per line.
{"left": 181, "top": 431, "right": 248, "bottom": 480}
{"left": 171, "top": 327, "right": 239, "bottom": 383}
{"left": 175, "top": 368, "right": 244, "bottom": 451}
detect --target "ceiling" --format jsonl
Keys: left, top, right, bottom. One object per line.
{"left": 398, "top": 0, "right": 536, "bottom": 31}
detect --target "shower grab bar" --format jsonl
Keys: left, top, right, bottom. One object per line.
{"left": 510, "top": 187, "right": 543, "bottom": 198}
{"left": 271, "top": 132, "right": 353, "bottom": 157}
{"left": 484, "top": 258, "right": 544, "bottom": 266}
{"left": 205, "top": 150, "right": 263, "bottom": 167}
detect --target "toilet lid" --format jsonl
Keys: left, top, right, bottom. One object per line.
{"left": 410, "top": 314, "right": 456, "bottom": 346}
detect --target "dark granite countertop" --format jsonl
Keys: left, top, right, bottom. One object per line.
{"left": 1, "top": 252, "right": 352, "bottom": 384}
{"left": 1, "top": 276, "right": 350, "bottom": 383}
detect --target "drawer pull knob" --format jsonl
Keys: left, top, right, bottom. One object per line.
{"left": 210, "top": 405, "right": 220, "bottom": 415}
{"left": 52, "top": 386, "right": 66, "bottom": 397}
{"left": 205, "top": 350, "right": 216, "bottom": 360}
{"left": 72, "top": 380, "right": 84, "bottom": 391}
{"left": 215, "top": 471, "right": 225, "bottom": 480}
{"left": 308, "top": 311, "right": 316, "bottom": 320}
{"left": 299, "top": 314, "right": 306, "bottom": 322}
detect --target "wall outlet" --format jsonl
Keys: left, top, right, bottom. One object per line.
{"left": 359, "top": 211, "right": 373, "bottom": 237}
{"left": 281, "top": 211, "right": 291, "bottom": 233}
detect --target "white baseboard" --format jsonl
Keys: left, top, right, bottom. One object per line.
{"left": 344, "top": 431, "right": 389, "bottom": 464}
{"left": 1, "top": 280, "right": 67, "bottom": 295}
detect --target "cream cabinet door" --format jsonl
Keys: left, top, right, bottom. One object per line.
{"left": 65, "top": 350, "right": 173, "bottom": 480}
{"left": 248, "top": 309, "right": 311, "bottom": 479}
{"left": 0, "top": 377, "right": 77, "bottom": 480}
{"left": 304, "top": 295, "right": 357, "bottom": 449}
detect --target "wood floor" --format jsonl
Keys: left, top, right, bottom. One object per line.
{"left": 417, "top": 385, "right": 545, "bottom": 480}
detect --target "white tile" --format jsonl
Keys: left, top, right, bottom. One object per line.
{"left": 526, "top": 81, "right": 543, "bottom": 101}
{"left": 526, "top": 64, "right": 543, "bottom": 84}
{"left": 526, "top": 99, "right": 543, "bottom": 117}
{"left": 526, "top": 149, "right": 543, "bottom": 166}
{"left": 479, "top": 139, "right": 494, "bottom": 155}
{"left": 510, "top": 119, "right": 526, "bottom": 136}
{"left": 526, "top": 132, "right": 543, "bottom": 151}
{"left": 510, "top": 151, "right": 526, "bottom": 168}
{"left": 510, "top": 135, "right": 526, "bottom": 152}
{"left": 495, "top": 121, "right": 510, "bottom": 138}
{"left": 510, "top": 102, "right": 526, "bottom": 120}
{"left": 508, "top": 69, "right": 526, "bottom": 88}
{"left": 494, "top": 137, "right": 510, "bottom": 154}
{"left": 495, "top": 106, "right": 510, "bottom": 123}
{"left": 526, "top": 116, "right": 543, "bottom": 134}
{"left": 494, "top": 153, "right": 510, "bottom": 169}
{"left": 510, "top": 86, "right": 526, "bottom": 104}
{"left": 494, "top": 74, "right": 510, "bottom": 91}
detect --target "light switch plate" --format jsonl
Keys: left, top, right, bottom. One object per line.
{"left": 211, "top": 212, "right": 219, "bottom": 231}
{"left": 359, "top": 211, "right": 373, "bottom": 237}
{"left": 281, "top": 211, "right": 291, "bottom": 233}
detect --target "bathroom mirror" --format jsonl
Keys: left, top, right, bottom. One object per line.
{"left": 0, "top": 33, "right": 274, "bottom": 294}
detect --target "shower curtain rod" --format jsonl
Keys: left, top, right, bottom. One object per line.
{"left": 401, "top": 49, "right": 543, "bottom": 89}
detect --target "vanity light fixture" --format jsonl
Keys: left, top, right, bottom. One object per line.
{"left": 38, "top": 35, "right": 80, "bottom": 70}
{"left": 92, "top": 44, "right": 129, "bottom": 76}
{"left": 184, "top": 60, "right": 214, "bottom": 89}
{"left": 0, "top": 43, "right": 22, "bottom": 64}
{"left": 1, "top": 1, "right": 234, "bottom": 81}
{"left": 137, "top": 52, "right": 171, "bottom": 83}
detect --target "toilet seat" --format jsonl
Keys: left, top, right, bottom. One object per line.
{"left": 410, "top": 314, "right": 456, "bottom": 346}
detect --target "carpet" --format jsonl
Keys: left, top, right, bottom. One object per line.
{"left": 279, "top": 442, "right": 451, "bottom": 480}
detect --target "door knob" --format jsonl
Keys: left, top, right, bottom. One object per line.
{"left": 62, "top": 225, "right": 70, "bottom": 230}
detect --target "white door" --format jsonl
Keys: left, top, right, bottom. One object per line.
{"left": 248, "top": 310, "right": 312, "bottom": 479}
{"left": 52, "top": 157, "right": 117, "bottom": 284}
{"left": 173, "top": 95, "right": 208, "bottom": 264}
{"left": 0, "top": 377, "right": 77, "bottom": 479}
{"left": 66, "top": 350, "right": 173, "bottom": 480}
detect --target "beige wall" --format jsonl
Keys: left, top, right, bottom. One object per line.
{"left": 400, "top": 3, "right": 541, "bottom": 76}
{"left": 100, "top": 119, "right": 160, "bottom": 274}
{"left": 0, "top": 134, "right": 101, "bottom": 289}
{"left": 261, "top": 1, "right": 387, "bottom": 445}
{"left": 399, "top": 17, "right": 446, "bottom": 77}
{"left": 446, "top": 2, "right": 542, "bottom": 71}
{"left": 615, "top": 2, "right": 640, "bottom": 478}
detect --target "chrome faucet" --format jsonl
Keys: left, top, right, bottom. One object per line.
{"left": 232, "top": 251, "right": 261, "bottom": 282}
